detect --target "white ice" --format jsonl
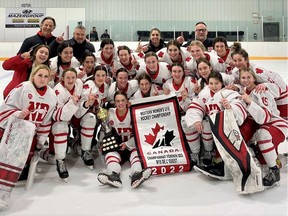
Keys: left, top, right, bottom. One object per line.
{"left": 0, "top": 60, "right": 287, "bottom": 216}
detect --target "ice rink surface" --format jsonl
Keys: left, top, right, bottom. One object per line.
{"left": 0, "top": 60, "right": 287, "bottom": 216}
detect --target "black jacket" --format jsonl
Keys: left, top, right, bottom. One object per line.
{"left": 18, "top": 31, "right": 56, "bottom": 57}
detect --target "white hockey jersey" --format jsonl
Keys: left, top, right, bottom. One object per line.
{"left": 49, "top": 56, "right": 80, "bottom": 87}
{"left": 244, "top": 88, "right": 288, "bottom": 137}
{"left": 108, "top": 108, "right": 135, "bottom": 149}
{"left": 113, "top": 52, "right": 144, "bottom": 80}
{"left": 76, "top": 80, "right": 109, "bottom": 117}
{"left": 156, "top": 47, "right": 197, "bottom": 75}
{"left": 52, "top": 79, "right": 83, "bottom": 122}
{"left": 211, "top": 48, "right": 234, "bottom": 74}
{"left": 107, "top": 80, "right": 139, "bottom": 104}
{"left": 0, "top": 81, "right": 57, "bottom": 144}
{"left": 94, "top": 49, "right": 119, "bottom": 75}
{"left": 130, "top": 83, "right": 163, "bottom": 100}
{"left": 163, "top": 76, "right": 197, "bottom": 112}
{"left": 185, "top": 86, "right": 247, "bottom": 128}
{"left": 232, "top": 62, "right": 288, "bottom": 100}
{"left": 136, "top": 62, "right": 172, "bottom": 86}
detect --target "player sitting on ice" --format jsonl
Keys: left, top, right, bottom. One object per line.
{"left": 97, "top": 91, "right": 152, "bottom": 188}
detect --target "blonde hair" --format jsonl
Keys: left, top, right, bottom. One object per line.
{"left": 29, "top": 64, "right": 51, "bottom": 82}
{"left": 239, "top": 68, "right": 258, "bottom": 85}
{"left": 189, "top": 40, "right": 206, "bottom": 51}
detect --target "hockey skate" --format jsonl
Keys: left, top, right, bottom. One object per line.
{"left": 39, "top": 148, "right": 56, "bottom": 165}
{"left": 97, "top": 172, "right": 122, "bottom": 188}
{"left": 56, "top": 159, "right": 69, "bottom": 182}
{"left": 131, "top": 168, "right": 152, "bottom": 189}
{"left": 263, "top": 166, "right": 280, "bottom": 188}
{"left": 81, "top": 150, "right": 94, "bottom": 170}
{"left": 190, "top": 152, "right": 199, "bottom": 166}
{"left": 25, "top": 151, "right": 40, "bottom": 190}
{"left": 202, "top": 151, "right": 213, "bottom": 166}
{"left": 194, "top": 161, "right": 233, "bottom": 180}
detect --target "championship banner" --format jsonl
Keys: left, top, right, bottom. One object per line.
{"left": 6, "top": 8, "right": 46, "bottom": 28}
{"left": 130, "top": 93, "right": 191, "bottom": 175}
{"left": 208, "top": 109, "right": 264, "bottom": 194}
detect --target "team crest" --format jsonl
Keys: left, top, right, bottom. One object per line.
{"left": 144, "top": 123, "right": 175, "bottom": 149}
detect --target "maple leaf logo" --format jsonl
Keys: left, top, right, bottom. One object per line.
{"left": 144, "top": 123, "right": 164, "bottom": 145}
{"left": 55, "top": 89, "right": 60, "bottom": 95}
{"left": 255, "top": 68, "right": 264, "bottom": 74}
{"left": 83, "top": 84, "right": 89, "bottom": 89}
{"left": 158, "top": 51, "right": 164, "bottom": 58}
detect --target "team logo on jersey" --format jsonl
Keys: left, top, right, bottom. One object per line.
{"left": 83, "top": 84, "right": 89, "bottom": 89}
{"left": 255, "top": 68, "right": 264, "bottom": 74}
{"left": 157, "top": 51, "right": 164, "bottom": 58}
{"left": 109, "top": 119, "right": 114, "bottom": 126}
{"left": 55, "top": 90, "right": 60, "bottom": 96}
{"left": 144, "top": 123, "right": 175, "bottom": 149}
{"left": 28, "top": 93, "right": 33, "bottom": 99}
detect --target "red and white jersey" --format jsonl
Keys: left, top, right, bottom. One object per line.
{"left": 157, "top": 47, "right": 197, "bottom": 75}
{"left": 163, "top": 76, "right": 197, "bottom": 112}
{"left": 232, "top": 62, "right": 288, "bottom": 99}
{"left": 244, "top": 88, "right": 288, "bottom": 138}
{"left": 113, "top": 52, "right": 144, "bottom": 80}
{"left": 107, "top": 80, "right": 139, "bottom": 104}
{"left": 0, "top": 81, "right": 57, "bottom": 143}
{"left": 76, "top": 80, "right": 109, "bottom": 117}
{"left": 94, "top": 50, "right": 119, "bottom": 71}
{"left": 197, "top": 72, "right": 235, "bottom": 89}
{"left": 49, "top": 56, "right": 80, "bottom": 87}
{"left": 136, "top": 62, "right": 171, "bottom": 86}
{"left": 193, "top": 52, "right": 226, "bottom": 78}
{"left": 185, "top": 87, "right": 247, "bottom": 128}
{"left": 130, "top": 83, "right": 163, "bottom": 100}
{"left": 211, "top": 48, "right": 234, "bottom": 74}
{"left": 53, "top": 79, "right": 83, "bottom": 122}
{"left": 75, "top": 64, "right": 100, "bottom": 82}
{"left": 108, "top": 108, "right": 134, "bottom": 148}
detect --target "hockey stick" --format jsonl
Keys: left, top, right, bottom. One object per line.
{"left": 25, "top": 151, "right": 40, "bottom": 191}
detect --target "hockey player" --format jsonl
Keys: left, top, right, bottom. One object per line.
{"left": 157, "top": 40, "right": 197, "bottom": 77}
{"left": 49, "top": 41, "right": 80, "bottom": 88}
{"left": 113, "top": 45, "right": 144, "bottom": 80}
{"left": 94, "top": 38, "right": 118, "bottom": 78}
{"left": 239, "top": 68, "right": 287, "bottom": 187}
{"left": 130, "top": 73, "right": 163, "bottom": 100}
{"left": 0, "top": 64, "right": 57, "bottom": 209}
{"left": 97, "top": 91, "right": 152, "bottom": 188}
{"left": 76, "top": 52, "right": 98, "bottom": 82}
{"left": 107, "top": 68, "right": 139, "bottom": 106}
{"left": 50, "top": 67, "right": 83, "bottom": 180}
{"left": 182, "top": 71, "right": 247, "bottom": 165}
{"left": 71, "top": 65, "right": 110, "bottom": 169}
{"left": 163, "top": 63, "right": 197, "bottom": 114}
{"left": 230, "top": 42, "right": 288, "bottom": 120}
{"left": 195, "top": 58, "right": 234, "bottom": 94}
{"left": 211, "top": 36, "right": 234, "bottom": 74}
{"left": 136, "top": 52, "right": 171, "bottom": 87}
{"left": 189, "top": 40, "right": 226, "bottom": 77}
{"left": 2, "top": 44, "right": 50, "bottom": 99}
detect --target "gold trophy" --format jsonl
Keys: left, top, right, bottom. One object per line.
{"left": 97, "top": 107, "right": 121, "bottom": 154}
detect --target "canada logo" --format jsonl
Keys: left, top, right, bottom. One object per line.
{"left": 144, "top": 123, "right": 175, "bottom": 149}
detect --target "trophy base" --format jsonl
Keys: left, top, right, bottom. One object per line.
{"left": 101, "top": 132, "right": 121, "bottom": 155}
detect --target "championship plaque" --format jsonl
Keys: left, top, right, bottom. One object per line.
{"left": 97, "top": 107, "right": 121, "bottom": 154}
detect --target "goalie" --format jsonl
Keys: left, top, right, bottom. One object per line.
{"left": 0, "top": 65, "right": 57, "bottom": 209}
